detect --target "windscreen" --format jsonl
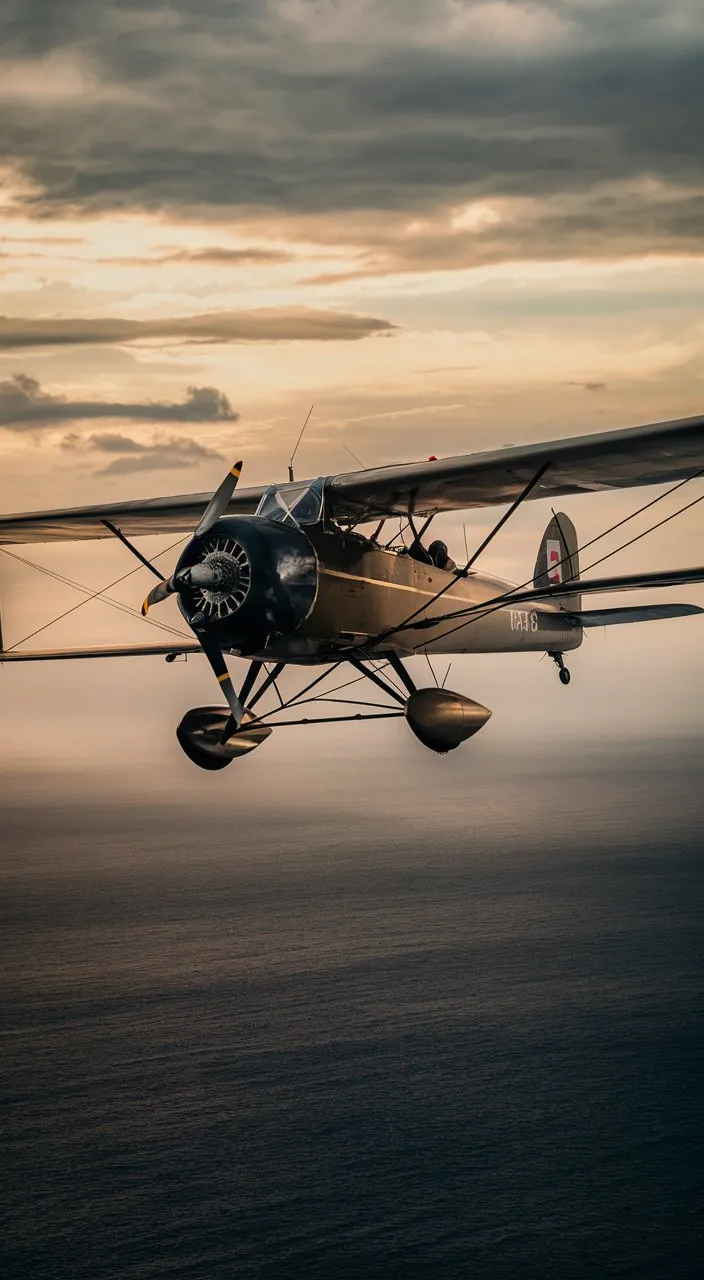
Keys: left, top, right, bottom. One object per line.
{"left": 256, "top": 480, "right": 325, "bottom": 527}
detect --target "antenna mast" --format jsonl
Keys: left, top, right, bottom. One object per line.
{"left": 288, "top": 404, "right": 315, "bottom": 482}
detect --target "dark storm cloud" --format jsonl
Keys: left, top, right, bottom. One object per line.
{"left": 0, "top": 1, "right": 703, "bottom": 265}
{"left": 301, "top": 188, "right": 704, "bottom": 279}
{"left": 60, "top": 429, "right": 223, "bottom": 474}
{"left": 0, "top": 373, "right": 238, "bottom": 427}
{"left": 0, "top": 309, "right": 394, "bottom": 349}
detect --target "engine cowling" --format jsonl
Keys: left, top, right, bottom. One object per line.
{"left": 174, "top": 515, "right": 318, "bottom": 654}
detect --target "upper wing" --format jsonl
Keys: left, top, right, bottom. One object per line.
{"left": 0, "top": 413, "right": 702, "bottom": 543}
{"left": 328, "top": 413, "right": 704, "bottom": 520}
{"left": 0, "top": 484, "right": 268, "bottom": 544}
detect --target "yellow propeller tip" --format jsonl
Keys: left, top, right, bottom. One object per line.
{"left": 141, "top": 599, "right": 149, "bottom": 616}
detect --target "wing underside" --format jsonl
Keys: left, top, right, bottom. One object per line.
{"left": 0, "top": 414, "right": 702, "bottom": 542}
{"left": 328, "top": 413, "right": 704, "bottom": 519}
{"left": 0, "top": 643, "right": 202, "bottom": 662}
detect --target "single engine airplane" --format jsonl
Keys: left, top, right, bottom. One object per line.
{"left": 1, "top": 414, "right": 703, "bottom": 769}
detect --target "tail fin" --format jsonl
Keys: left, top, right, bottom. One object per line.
{"left": 534, "top": 512, "right": 581, "bottom": 611}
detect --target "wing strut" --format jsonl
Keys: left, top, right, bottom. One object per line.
{"left": 385, "top": 651, "right": 418, "bottom": 697}
{"left": 403, "top": 480, "right": 704, "bottom": 644}
{"left": 101, "top": 520, "right": 165, "bottom": 580}
{"left": 367, "top": 461, "right": 551, "bottom": 649}
{"left": 346, "top": 657, "right": 407, "bottom": 706}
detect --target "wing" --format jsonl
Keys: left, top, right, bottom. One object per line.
{"left": 328, "top": 413, "right": 704, "bottom": 520}
{"left": 0, "top": 642, "right": 202, "bottom": 662}
{"left": 0, "top": 484, "right": 268, "bottom": 544}
{"left": 0, "top": 413, "right": 702, "bottom": 543}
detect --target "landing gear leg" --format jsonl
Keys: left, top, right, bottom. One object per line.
{"left": 549, "top": 651, "right": 571, "bottom": 686}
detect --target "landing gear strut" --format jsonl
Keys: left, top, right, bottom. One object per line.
{"left": 549, "top": 651, "right": 571, "bottom": 686}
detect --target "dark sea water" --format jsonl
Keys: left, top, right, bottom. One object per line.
{"left": 1, "top": 740, "right": 703, "bottom": 1279}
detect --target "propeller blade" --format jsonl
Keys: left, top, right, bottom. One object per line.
{"left": 195, "top": 460, "right": 243, "bottom": 539}
{"left": 141, "top": 576, "right": 176, "bottom": 615}
{"left": 141, "top": 461, "right": 242, "bottom": 613}
{"left": 200, "top": 638, "right": 245, "bottom": 729}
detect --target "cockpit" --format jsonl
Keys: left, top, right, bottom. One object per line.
{"left": 255, "top": 477, "right": 461, "bottom": 572}
{"left": 255, "top": 477, "right": 326, "bottom": 528}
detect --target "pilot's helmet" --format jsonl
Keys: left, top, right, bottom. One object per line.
{"left": 428, "top": 539, "right": 450, "bottom": 568}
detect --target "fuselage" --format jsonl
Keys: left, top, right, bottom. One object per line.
{"left": 244, "top": 523, "right": 583, "bottom": 663}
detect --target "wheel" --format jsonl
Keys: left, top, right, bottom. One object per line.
{"left": 559, "top": 668, "right": 571, "bottom": 686}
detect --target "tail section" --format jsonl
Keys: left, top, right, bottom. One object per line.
{"left": 534, "top": 512, "right": 581, "bottom": 611}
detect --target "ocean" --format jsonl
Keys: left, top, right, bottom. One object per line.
{"left": 1, "top": 738, "right": 702, "bottom": 1279}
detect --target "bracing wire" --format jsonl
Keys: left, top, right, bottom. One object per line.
{"left": 365, "top": 461, "right": 551, "bottom": 650}
{"left": 388, "top": 466, "right": 704, "bottom": 644}
{"left": 246, "top": 658, "right": 405, "bottom": 725}
{"left": 0, "top": 547, "right": 189, "bottom": 640}
{"left": 426, "top": 487, "right": 704, "bottom": 649}
{"left": 0, "top": 534, "right": 192, "bottom": 651}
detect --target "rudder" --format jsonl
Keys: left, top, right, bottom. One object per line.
{"left": 533, "top": 512, "right": 581, "bottom": 611}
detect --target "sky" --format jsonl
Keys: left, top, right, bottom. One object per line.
{"left": 0, "top": 0, "right": 702, "bottom": 773}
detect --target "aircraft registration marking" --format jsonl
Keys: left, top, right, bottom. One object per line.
{"left": 510, "top": 609, "right": 539, "bottom": 632}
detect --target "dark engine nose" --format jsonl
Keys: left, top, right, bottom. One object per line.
{"left": 174, "top": 515, "right": 318, "bottom": 653}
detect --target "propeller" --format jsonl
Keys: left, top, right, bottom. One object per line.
{"left": 195, "top": 461, "right": 243, "bottom": 538}
{"left": 141, "top": 459, "right": 246, "bottom": 729}
{"left": 141, "top": 460, "right": 242, "bottom": 616}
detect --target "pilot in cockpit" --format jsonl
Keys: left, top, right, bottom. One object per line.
{"left": 428, "top": 539, "right": 458, "bottom": 572}
{"left": 407, "top": 536, "right": 458, "bottom": 573}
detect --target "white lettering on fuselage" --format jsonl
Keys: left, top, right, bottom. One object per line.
{"left": 509, "top": 609, "right": 539, "bottom": 632}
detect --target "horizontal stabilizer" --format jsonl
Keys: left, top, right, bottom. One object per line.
{"left": 0, "top": 642, "right": 201, "bottom": 663}
{"left": 511, "top": 564, "right": 704, "bottom": 605}
{"left": 568, "top": 604, "right": 704, "bottom": 627}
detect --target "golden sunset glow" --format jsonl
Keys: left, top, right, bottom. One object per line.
{"left": 0, "top": 0, "right": 702, "bottom": 756}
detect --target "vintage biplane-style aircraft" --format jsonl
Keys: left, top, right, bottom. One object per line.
{"left": 1, "top": 414, "right": 703, "bottom": 769}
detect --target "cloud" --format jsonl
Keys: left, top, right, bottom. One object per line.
{"left": 154, "top": 246, "right": 295, "bottom": 266}
{"left": 300, "top": 186, "right": 704, "bottom": 281}
{"left": 0, "top": 1, "right": 702, "bottom": 270}
{"left": 60, "top": 429, "right": 224, "bottom": 475}
{"left": 97, "top": 246, "right": 296, "bottom": 267}
{"left": 0, "top": 235, "right": 85, "bottom": 245}
{"left": 0, "top": 308, "right": 395, "bottom": 350}
{"left": 0, "top": 373, "right": 239, "bottom": 428}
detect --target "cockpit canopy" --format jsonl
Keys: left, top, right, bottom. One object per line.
{"left": 255, "top": 477, "right": 326, "bottom": 528}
